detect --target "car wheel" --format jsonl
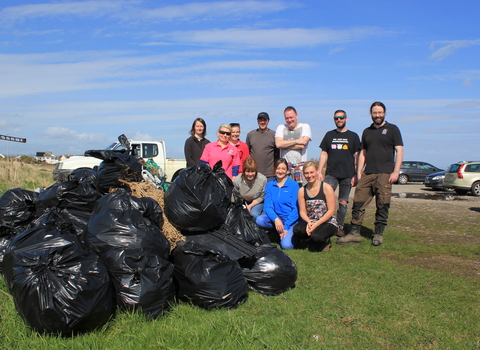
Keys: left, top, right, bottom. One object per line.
{"left": 454, "top": 189, "right": 468, "bottom": 195}
{"left": 471, "top": 181, "right": 480, "bottom": 197}
{"left": 397, "top": 174, "right": 408, "bottom": 184}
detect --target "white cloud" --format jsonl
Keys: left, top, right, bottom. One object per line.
{"left": 41, "top": 126, "right": 109, "bottom": 143}
{"left": 0, "top": 1, "right": 127, "bottom": 26}
{"left": 0, "top": 1, "right": 292, "bottom": 26}
{"left": 160, "top": 26, "right": 386, "bottom": 49}
{"left": 429, "top": 40, "right": 480, "bottom": 61}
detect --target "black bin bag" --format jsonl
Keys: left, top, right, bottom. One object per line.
{"left": 171, "top": 241, "right": 248, "bottom": 310}
{"left": 85, "top": 189, "right": 169, "bottom": 258}
{"left": 164, "top": 162, "right": 233, "bottom": 232}
{"left": 102, "top": 248, "right": 175, "bottom": 318}
{"left": 221, "top": 193, "right": 270, "bottom": 246}
{"left": 84, "top": 150, "right": 143, "bottom": 194}
{"left": 240, "top": 245, "right": 298, "bottom": 296}
{"left": 0, "top": 188, "right": 39, "bottom": 270}
{"left": 2, "top": 226, "right": 116, "bottom": 336}
{"left": 35, "top": 168, "right": 103, "bottom": 237}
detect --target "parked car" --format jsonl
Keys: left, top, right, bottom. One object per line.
{"left": 397, "top": 161, "right": 443, "bottom": 184}
{"left": 424, "top": 171, "right": 446, "bottom": 190}
{"left": 443, "top": 161, "right": 480, "bottom": 196}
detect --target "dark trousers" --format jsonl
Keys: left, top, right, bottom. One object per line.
{"left": 293, "top": 219, "right": 337, "bottom": 245}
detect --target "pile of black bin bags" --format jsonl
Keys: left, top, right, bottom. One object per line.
{"left": 0, "top": 156, "right": 297, "bottom": 336}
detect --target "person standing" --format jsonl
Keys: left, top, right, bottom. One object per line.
{"left": 318, "top": 110, "right": 361, "bottom": 237}
{"left": 229, "top": 123, "right": 250, "bottom": 174}
{"left": 200, "top": 124, "right": 241, "bottom": 180}
{"left": 184, "top": 118, "right": 210, "bottom": 167}
{"left": 337, "top": 102, "right": 404, "bottom": 246}
{"left": 246, "top": 112, "right": 278, "bottom": 181}
{"left": 275, "top": 106, "right": 311, "bottom": 185}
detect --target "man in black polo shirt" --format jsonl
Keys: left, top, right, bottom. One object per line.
{"left": 318, "top": 109, "right": 360, "bottom": 237}
{"left": 337, "top": 101, "right": 404, "bottom": 246}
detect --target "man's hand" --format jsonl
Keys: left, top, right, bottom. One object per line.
{"left": 389, "top": 171, "right": 399, "bottom": 184}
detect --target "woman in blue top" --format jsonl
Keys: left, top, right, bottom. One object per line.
{"left": 256, "top": 158, "right": 299, "bottom": 249}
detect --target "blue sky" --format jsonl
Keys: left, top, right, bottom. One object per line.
{"left": 0, "top": 0, "right": 479, "bottom": 169}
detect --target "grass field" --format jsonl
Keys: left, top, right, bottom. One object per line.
{"left": 0, "top": 162, "right": 479, "bottom": 349}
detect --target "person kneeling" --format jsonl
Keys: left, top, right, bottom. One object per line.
{"left": 293, "top": 161, "right": 338, "bottom": 252}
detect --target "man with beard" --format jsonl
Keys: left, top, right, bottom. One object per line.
{"left": 337, "top": 102, "right": 403, "bottom": 246}
{"left": 318, "top": 110, "right": 361, "bottom": 237}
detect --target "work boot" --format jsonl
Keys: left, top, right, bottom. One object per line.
{"left": 372, "top": 225, "right": 385, "bottom": 246}
{"left": 336, "top": 225, "right": 361, "bottom": 244}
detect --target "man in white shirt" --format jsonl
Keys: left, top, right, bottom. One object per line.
{"left": 275, "top": 106, "right": 312, "bottom": 185}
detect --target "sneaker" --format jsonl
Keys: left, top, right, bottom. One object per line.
{"left": 372, "top": 234, "right": 383, "bottom": 246}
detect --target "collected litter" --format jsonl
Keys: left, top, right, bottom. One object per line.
{"left": 0, "top": 137, "right": 297, "bottom": 335}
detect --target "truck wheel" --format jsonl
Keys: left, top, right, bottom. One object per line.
{"left": 171, "top": 168, "right": 184, "bottom": 182}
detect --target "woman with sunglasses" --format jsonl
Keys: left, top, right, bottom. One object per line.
{"left": 256, "top": 158, "right": 299, "bottom": 249}
{"left": 293, "top": 161, "right": 337, "bottom": 252}
{"left": 200, "top": 124, "right": 241, "bottom": 180}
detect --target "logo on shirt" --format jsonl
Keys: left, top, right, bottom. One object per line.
{"left": 382, "top": 129, "right": 388, "bottom": 135}
{"left": 228, "top": 150, "right": 234, "bottom": 154}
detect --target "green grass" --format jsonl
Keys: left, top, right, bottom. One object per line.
{"left": 0, "top": 169, "right": 479, "bottom": 349}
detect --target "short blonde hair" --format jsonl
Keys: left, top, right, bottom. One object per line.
{"left": 218, "top": 124, "right": 232, "bottom": 132}
{"left": 242, "top": 157, "right": 258, "bottom": 173}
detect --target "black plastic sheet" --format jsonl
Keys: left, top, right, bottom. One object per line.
{"left": 2, "top": 226, "right": 116, "bottom": 336}
{"left": 85, "top": 189, "right": 169, "bottom": 258}
{"left": 164, "top": 162, "right": 233, "bottom": 232}
{"left": 171, "top": 241, "right": 248, "bottom": 310}
{"left": 240, "top": 245, "right": 298, "bottom": 296}
{"left": 102, "top": 248, "right": 175, "bottom": 318}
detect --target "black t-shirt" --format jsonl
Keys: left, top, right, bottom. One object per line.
{"left": 361, "top": 121, "right": 403, "bottom": 174}
{"left": 319, "top": 129, "right": 361, "bottom": 178}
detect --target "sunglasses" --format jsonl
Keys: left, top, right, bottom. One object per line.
{"left": 334, "top": 116, "right": 346, "bottom": 120}
{"left": 219, "top": 130, "right": 231, "bottom": 135}
{"left": 229, "top": 123, "right": 240, "bottom": 127}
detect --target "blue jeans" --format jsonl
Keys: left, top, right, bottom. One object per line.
{"left": 324, "top": 175, "right": 352, "bottom": 228}
{"left": 249, "top": 203, "right": 264, "bottom": 221}
{"left": 255, "top": 214, "right": 297, "bottom": 250}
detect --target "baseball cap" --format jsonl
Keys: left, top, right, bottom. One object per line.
{"left": 257, "top": 112, "right": 269, "bottom": 120}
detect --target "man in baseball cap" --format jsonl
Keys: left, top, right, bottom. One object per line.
{"left": 246, "top": 112, "right": 278, "bottom": 181}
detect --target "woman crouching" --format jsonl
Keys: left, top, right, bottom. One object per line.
{"left": 293, "top": 161, "right": 338, "bottom": 252}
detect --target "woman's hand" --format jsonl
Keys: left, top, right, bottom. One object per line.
{"left": 274, "top": 218, "right": 284, "bottom": 234}
{"left": 306, "top": 220, "right": 316, "bottom": 236}
{"left": 279, "top": 230, "right": 288, "bottom": 239}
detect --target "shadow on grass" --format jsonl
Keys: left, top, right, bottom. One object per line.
{"left": 469, "top": 207, "right": 480, "bottom": 212}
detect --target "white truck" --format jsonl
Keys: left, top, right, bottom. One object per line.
{"left": 52, "top": 139, "right": 186, "bottom": 182}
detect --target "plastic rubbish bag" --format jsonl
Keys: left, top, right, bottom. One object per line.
{"left": 240, "top": 245, "right": 298, "bottom": 296}
{"left": 102, "top": 248, "right": 175, "bottom": 318}
{"left": 0, "top": 188, "right": 38, "bottom": 236}
{"left": 34, "top": 169, "right": 103, "bottom": 236}
{"left": 221, "top": 193, "right": 270, "bottom": 246}
{"left": 185, "top": 228, "right": 257, "bottom": 261}
{"left": 84, "top": 150, "right": 143, "bottom": 193}
{"left": 2, "top": 226, "right": 116, "bottom": 336}
{"left": 164, "top": 162, "right": 233, "bottom": 232}
{"left": 171, "top": 241, "right": 248, "bottom": 310}
{"left": 85, "top": 189, "right": 169, "bottom": 258}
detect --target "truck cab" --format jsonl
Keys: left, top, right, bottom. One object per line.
{"left": 53, "top": 139, "right": 186, "bottom": 182}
